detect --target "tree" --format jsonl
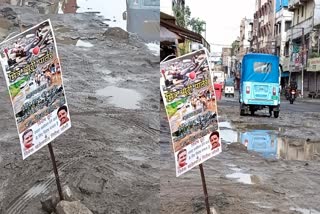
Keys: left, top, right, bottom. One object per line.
{"left": 231, "top": 39, "right": 240, "bottom": 56}
{"left": 188, "top": 17, "right": 206, "bottom": 34}
{"left": 172, "top": 5, "right": 191, "bottom": 28}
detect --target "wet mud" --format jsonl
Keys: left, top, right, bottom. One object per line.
{"left": 160, "top": 95, "right": 320, "bottom": 214}
{"left": 0, "top": 2, "right": 159, "bottom": 214}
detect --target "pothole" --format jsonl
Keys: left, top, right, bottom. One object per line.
{"left": 96, "top": 86, "right": 142, "bottom": 109}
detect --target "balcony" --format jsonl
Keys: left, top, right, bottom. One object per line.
{"left": 288, "top": 0, "right": 303, "bottom": 11}
{"left": 287, "top": 17, "right": 313, "bottom": 41}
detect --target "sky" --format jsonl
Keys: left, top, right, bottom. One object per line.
{"left": 186, "top": 0, "right": 256, "bottom": 53}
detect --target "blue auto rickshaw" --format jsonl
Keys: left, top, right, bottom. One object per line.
{"left": 239, "top": 53, "right": 280, "bottom": 118}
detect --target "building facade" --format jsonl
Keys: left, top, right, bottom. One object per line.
{"left": 238, "top": 17, "right": 253, "bottom": 61}
{"left": 253, "top": 0, "right": 276, "bottom": 53}
{"left": 274, "top": 0, "right": 293, "bottom": 88}
{"left": 287, "top": 0, "right": 320, "bottom": 94}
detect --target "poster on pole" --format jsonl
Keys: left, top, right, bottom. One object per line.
{"left": 0, "top": 19, "right": 71, "bottom": 160}
{"left": 160, "top": 49, "right": 222, "bottom": 177}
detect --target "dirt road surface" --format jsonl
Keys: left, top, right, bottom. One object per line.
{"left": 0, "top": 3, "right": 159, "bottom": 214}
{"left": 161, "top": 94, "right": 320, "bottom": 214}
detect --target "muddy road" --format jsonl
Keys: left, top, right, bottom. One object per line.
{"left": 160, "top": 93, "right": 320, "bottom": 214}
{"left": 0, "top": 3, "right": 159, "bottom": 214}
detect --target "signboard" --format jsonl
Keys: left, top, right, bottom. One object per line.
{"left": 307, "top": 57, "right": 320, "bottom": 72}
{"left": 160, "top": 49, "right": 221, "bottom": 177}
{"left": 280, "top": 56, "right": 289, "bottom": 72}
{"left": 0, "top": 19, "right": 71, "bottom": 159}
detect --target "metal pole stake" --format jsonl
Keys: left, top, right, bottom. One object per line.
{"left": 199, "top": 164, "right": 210, "bottom": 214}
{"left": 48, "top": 143, "right": 64, "bottom": 201}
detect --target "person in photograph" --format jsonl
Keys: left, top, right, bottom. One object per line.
{"left": 22, "top": 129, "right": 34, "bottom": 149}
{"left": 199, "top": 94, "right": 208, "bottom": 111}
{"left": 177, "top": 148, "right": 187, "bottom": 168}
{"left": 209, "top": 130, "right": 220, "bottom": 150}
{"left": 57, "top": 105, "right": 70, "bottom": 126}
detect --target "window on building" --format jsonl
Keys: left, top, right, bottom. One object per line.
{"left": 301, "top": 6, "right": 304, "bottom": 17}
{"left": 297, "top": 9, "right": 299, "bottom": 23}
{"left": 279, "top": 23, "right": 281, "bottom": 34}
{"left": 284, "top": 42, "right": 289, "bottom": 56}
{"left": 285, "top": 21, "right": 291, "bottom": 32}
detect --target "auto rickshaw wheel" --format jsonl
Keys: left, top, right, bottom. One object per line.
{"left": 274, "top": 111, "right": 279, "bottom": 118}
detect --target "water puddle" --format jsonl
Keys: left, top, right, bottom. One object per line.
{"left": 219, "top": 121, "right": 238, "bottom": 143}
{"left": 101, "top": 69, "right": 112, "bottom": 75}
{"left": 220, "top": 121, "right": 320, "bottom": 161}
{"left": 55, "top": 36, "right": 78, "bottom": 45}
{"left": 219, "top": 121, "right": 233, "bottom": 129}
{"left": 145, "top": 42, "right": 160, "bottom": 56}
{"left": 226, "top": 167, "right": 257, "bottom": 185}
{"left": 96, "top": 86, "right": 142, "bottom": 109}
{"left": 290, "top": 207, "right": 320, "bottom": 214}
{"left": 76, "top": 39, "right": 94, "bottom": 47}
{"left": 241, "top": 130, "right": 278, "bottom": 159}
{"left": 220, "top": 129, "right": 238, "bottom": 144}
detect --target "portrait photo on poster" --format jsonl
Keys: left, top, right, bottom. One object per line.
{"left": 57, "top": 105, "right": 70, "bottom": 127}
{"left": 22, "top": 128, "right": 34, "bottom": 150}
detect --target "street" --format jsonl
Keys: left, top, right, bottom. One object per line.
{"left": 160, "top": 91, "right": 320, "bottom": 214}
{"left": 0, "top": 2, "right": 160, "bottom": 214}
{"left": 222, "top": 92, "right": 320, "bottom": 113}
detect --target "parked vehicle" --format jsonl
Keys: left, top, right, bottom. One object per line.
{"left": 123, "top": 0, "right": 159, "bottom": 43}
{"left": 239, "top": 53, "right": 281, "bottom": 118}
{"left": 224, "top": 78, "right": 234, "bottom": 97}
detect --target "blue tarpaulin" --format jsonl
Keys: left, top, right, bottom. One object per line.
{"left": 241, "top": 53, "right": 279, "bottom": 83}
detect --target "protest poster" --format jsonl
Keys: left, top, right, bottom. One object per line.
{"left": 160, "top": 49, "right": 222, "bottom": 177}
{"left": 0, "top": 19, "right": 71, "bottom": 160}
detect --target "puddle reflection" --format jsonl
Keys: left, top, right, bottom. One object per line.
{"left": 76, "top": 40, "right": 93, "bottom": 47}
{"left": 218, "top": 121, "right": 320, "bottom": 161}
{"left": 220, "top": 129, "right": 238, "bottom": 144}
{"left": 241, "top": 130, "right": 278, "bottom": 159}
{"left": 96, "top": 86, "right": 142, "bottom": 109}
{"left": 226, "top": 167, "right": 259, "bottom": 185}
{"left": 219, "top": 121, "right": 233, "bottom": 129}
